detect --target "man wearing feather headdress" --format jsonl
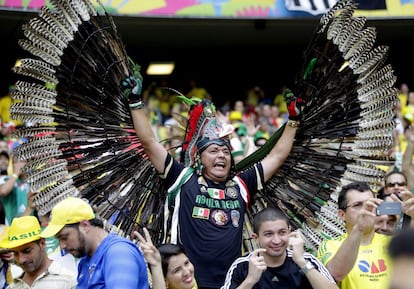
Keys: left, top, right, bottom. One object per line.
{"left": 125, "top": 77, "right": 304, "bottom": 289}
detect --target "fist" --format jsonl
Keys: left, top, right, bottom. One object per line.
{"left": 122, "top": 76, "right": 142, "bottom": 96}
{"left": 284, "top": 88, "right": 304, "bottom": 120}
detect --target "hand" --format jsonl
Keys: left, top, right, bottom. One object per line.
{"left": 288, "top": 230, "right": 306, "bottom": 267}
{"left": 399, "top": 190, "right": 414, "bottom": 219}
{"left": 355, "top": 198, "right": 381, "bottom": 233}
{"left": 27, "top": 191, "right": 37, "bottom": 212}
{"left": 246, "top": 248, "right": 267, "bottom": 285}
{"left": 284, "top": 88, "right": 304, "bottom": 120}
{"left": 122, "top": 76, "right": 143, "bottom": 103}
{"left": 215, "top": 110, "right": 230, "bottom": 124}
{"left": 406, "top": 125, "right": 414, "bottom": 143}
{"left": 133, "top": 227, "right": 161, "bottom": 267}
{"left": 12, "top": 156, "right": 26, "bottom": 176}
{"left": 246, "top": 116, "right": 260, "bottom": 137}
{"left": 24, "top": 191, "right": 36, "bottom": 215}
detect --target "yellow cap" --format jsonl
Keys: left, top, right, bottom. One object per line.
{"left": 229, "top": 111, "right": 243, "bottom": 121}
{"left": 40, "top": 197, "right": 95, "bottom": 238}
{"left": 0, "top": 216, "right": 41, "bottom": 249}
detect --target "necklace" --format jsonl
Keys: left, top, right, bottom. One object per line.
{"left": 197, "top": 175, "right": 238, "bottom": 199}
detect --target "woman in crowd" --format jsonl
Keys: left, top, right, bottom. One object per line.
{"left": 134, "top": 228, "right": 197, "bottom": 289}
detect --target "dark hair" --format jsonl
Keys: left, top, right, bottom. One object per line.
{"left": 377, "top": 171, "right": 408, "bottom": 200}
{"left": 382, "top": 171, "right": 408, "bottom": 200}
{"left": 89, "top": 218, "right": 104, "bottom": 228}
{"left": 64, "top": 218, "right": 103, "bottom": 229}
{"left": 0, "top": 151, "right": 9, "bottom": 160}
{"left": 157, "top": 243, "right": 188, "bottom": 277}
{"left": 252, "top": 207, "right": 289, "bottom": 233}
{"left": 385, "top": 170, "right": 407, "bottom": 185}
{"left": 389, "top": 229, "right": 414, "bottom": 259}
{"left": 376, "top": 186, "right": 385, "bottom": 200}
{"left": 338, "top": 182, "right": 372, "bottom": 210}
{"left": 0, "top": 151, "right": 9, "bottom": 176}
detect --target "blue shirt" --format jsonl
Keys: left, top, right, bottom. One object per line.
{"left": 77, "top": 233, "right": 148, "bottom": 289}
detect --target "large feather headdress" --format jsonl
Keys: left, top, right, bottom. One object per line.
{"left": 181, "top": 98, "right": 234, "bottom": 167}
{"left": 10, "top": 0, "right": 397, "bottom": 251}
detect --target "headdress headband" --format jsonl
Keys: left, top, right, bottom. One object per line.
{"left": 181, "top": 99, "right": 234, "bottom": 166}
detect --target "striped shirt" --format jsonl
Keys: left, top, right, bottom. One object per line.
{"left": 221, "top": 249, "right": 335, "bottom": 289}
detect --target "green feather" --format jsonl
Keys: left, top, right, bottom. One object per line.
{"left": 303, "top": 58, "right": 317, "bottom": 80}
{"left": 235, "top": 124, "right": 285, "bottom": 172}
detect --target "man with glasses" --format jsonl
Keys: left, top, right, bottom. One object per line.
{"left": 382, "top": 171, "right": 409, "bottom": 198}
{"left": 380, "top": 171, "right": 412, "bottom": 230}
{"left": 317, "top": 182, "right": 392, "bottom": 289}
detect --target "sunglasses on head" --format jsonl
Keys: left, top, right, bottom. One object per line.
{"left": 385, "top": 181, "right": 406, "bottom": 188}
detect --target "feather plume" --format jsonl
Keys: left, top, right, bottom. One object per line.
{"left": 10, "top": 0, "right": 397, "bottom": 252}
{"left": 239, "top": 0, "right": 397, "bottom": 251}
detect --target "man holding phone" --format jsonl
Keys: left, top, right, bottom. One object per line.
{"left": 380, "top": 171, "right": 412, "bottom": 230}
{"left": 317, "top": 182, "right": 392, "bottom": 289}
{"left": 317, "top": 181, "right": 414, "bottom": 289}
{"left": 375, "top": 201, "right": 400, "bottom": 236}
{"left": 382, "top": 171, "right": 409, "bottom": 198}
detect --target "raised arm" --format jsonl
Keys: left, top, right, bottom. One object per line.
{"left": 261, "top": 89, "right": 302, "bottom": 181}
{"left": 323, "top": 198, "right": 380, "bottom": 281}
{"left": 125, "top": 76, "right": 168, "bottom": 173}
{"left": 235, "top": 249, "right": 267, "bottom": 289}
{"left": 134, "top": 228, "right": 166, "bottom": 289}
{"left": 0, "top": 157, "right": 25, "bottom": 197}
{"left": 289, "top": 231, "right": 338, "bottom": 289}
{"left": 402, "top": 126, "right": 414, "bottom": 190}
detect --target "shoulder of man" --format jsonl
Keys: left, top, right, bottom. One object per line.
{"left": 105, "top": 234, "right": 143, "bottom": 254}
{"left": 229, "top": 252, "right": 253, "bottom": 268}
{"left": 316, "top": 235, "right": 347, "bottom": 265}
{"left": 48, "top": 260, "right": 77, "bottom": 278}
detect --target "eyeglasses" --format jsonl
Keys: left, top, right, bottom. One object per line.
{"left": 345, "top": 201, "right": 364, "bottom": 210}
{"left": 385, "top": 182, "right": 407, "bottom": 188}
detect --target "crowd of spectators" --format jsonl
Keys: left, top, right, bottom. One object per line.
{"left": 0, "top": 79, "right": 412, "bottom": 289}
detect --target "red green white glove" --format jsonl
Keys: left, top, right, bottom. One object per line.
{"left": 284, "top": 88, "right": 304, "bottom": 121}
{"left": 122, "top": 76, "right": 143, "bottom": 104}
